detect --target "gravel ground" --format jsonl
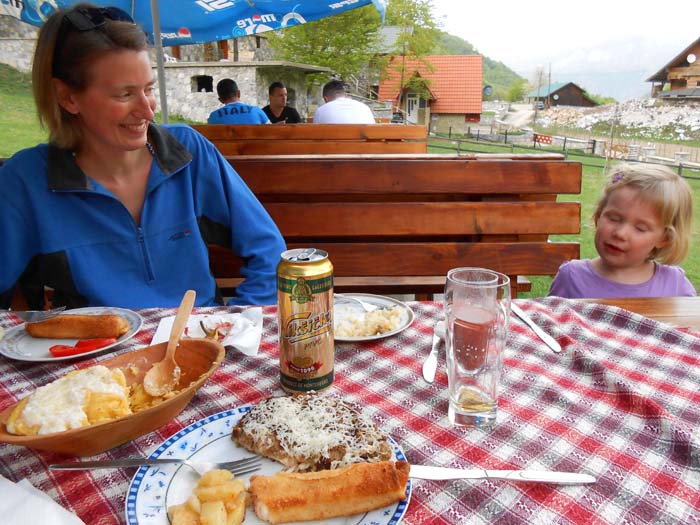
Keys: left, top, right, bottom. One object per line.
{"left": 536, "top": 99, "right": 700, "bottom": 141}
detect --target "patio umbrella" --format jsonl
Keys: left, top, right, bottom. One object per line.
{"left": 4, "top": 0, "right": 386, "bottom": 121}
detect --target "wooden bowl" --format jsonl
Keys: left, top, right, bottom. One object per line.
{"left": 0, "top": 338, "right": 225, "bottom": 456}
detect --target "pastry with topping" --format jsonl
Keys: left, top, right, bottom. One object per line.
{"left": 231, "top": 392, "right": 392, "bottom": 472}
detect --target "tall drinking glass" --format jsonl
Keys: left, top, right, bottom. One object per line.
{"left": 444, "top": 268, "right": 510, "bottom": 428}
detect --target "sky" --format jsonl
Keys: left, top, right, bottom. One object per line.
{"left": 429, "top": 0, "right": 699, "bottom": 100}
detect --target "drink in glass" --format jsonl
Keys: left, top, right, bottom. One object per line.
{"left": 444, "top": 268, "right": 510, "bottom": 427}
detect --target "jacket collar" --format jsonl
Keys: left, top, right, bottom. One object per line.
{"left": 47, "top": 123, "right": 193, "bottom": 191}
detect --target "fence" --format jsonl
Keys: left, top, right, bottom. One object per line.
{"left": 429, "top": 131, "right": 700, "bottom": 180}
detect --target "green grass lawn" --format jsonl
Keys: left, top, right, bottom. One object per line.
{"left": 0, "top": 64, "right": 190, "bottom": 156}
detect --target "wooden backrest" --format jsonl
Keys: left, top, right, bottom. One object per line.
{"left": 191, "top": 124, "right": 428, "bottom": 155}
{"left": 212, "top": 154, "right": 582, "bottom": 297}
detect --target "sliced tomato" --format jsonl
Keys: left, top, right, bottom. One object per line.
{"left": 75, "top": 338, "right": 117, "bottom": 349}
{"left": 49, "top": 338, "right": 117, "bottom": 357}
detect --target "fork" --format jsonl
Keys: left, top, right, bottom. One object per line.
{"left": 5, "top": 306, "right": 66, "bottom": 323}
{"left": 49, "top": 455, "right": 262, "bottom": 477}
{"left": 334, "top": 294, "right": 378, "bottom": 313}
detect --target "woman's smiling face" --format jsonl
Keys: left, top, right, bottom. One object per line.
{"left": 58, "top": 49, "right": 156, "bottom": 153}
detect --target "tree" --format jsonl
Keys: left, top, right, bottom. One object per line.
{"left": 381, "top": 0, "right": 440, "bottom": 110}
{"left": 265, "top": 6, "right": 382, "bottom": 82}
{"left": 384, "top": 0, "right": 439, "bottom": 56}
{"left": 507, "top": 80, "right": 527, "bottom": 102}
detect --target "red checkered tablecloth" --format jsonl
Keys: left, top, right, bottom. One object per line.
{"left": 1, "top": 298, "right": 699, "bottom": 525}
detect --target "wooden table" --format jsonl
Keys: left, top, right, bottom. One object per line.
{"left": 586, "top": 296, "right": 700, "bottom": 331}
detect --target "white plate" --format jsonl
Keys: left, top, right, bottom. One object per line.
{"left": 0, "top": 307, "right": 143, "bottom": 362}
{"left": 334, "top": 293, "right": 415, "bottom": 342}
{"left": 125, "top": 406, "right": 411, "bottom": 525}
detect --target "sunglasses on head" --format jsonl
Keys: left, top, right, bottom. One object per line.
{"left": 63, "top": 6, "right": 134, "bottom": 32}
{"left": 52, "top": 7, "right": 136, "bottom": 77}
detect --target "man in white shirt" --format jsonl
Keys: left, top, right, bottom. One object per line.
{"left": 313, "top": 80, "right": 375, "bottom": 124}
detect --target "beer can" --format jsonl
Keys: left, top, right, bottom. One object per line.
{"left": 277, "top": 248, "right": 334, "bottom": 393}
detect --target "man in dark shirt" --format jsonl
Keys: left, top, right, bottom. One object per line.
{"left": 262, "top": 82, "right": 302, "bottom": 124}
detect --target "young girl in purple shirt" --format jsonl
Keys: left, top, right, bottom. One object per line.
{"left": 549, "top": 163, "right": 695, "bottom": 299}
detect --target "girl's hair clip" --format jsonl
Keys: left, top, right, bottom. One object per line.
{"left": 612, "top": 173, "right": 625, "bottom": 184}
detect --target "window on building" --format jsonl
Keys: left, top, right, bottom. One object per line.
{"left": 192, "top": 75, "right": 213, "bottom": 93}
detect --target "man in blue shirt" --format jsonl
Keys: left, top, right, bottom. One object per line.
{"left": 208, "top": 79, "right": 270, "bottom": 124}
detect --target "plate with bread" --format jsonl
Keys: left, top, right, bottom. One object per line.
{"left": 0, "top": 307, "right": 142, "bottom": 362}
{"left": 126, "top": 393, "right": 411, "bottom": 525}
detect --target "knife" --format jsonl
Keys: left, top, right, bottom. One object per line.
{"left": 410, "top": 464, "right": 595, "bottom": 484}
{"left": 49, "top": 458, "right": 192, "bottom": 470}
{"left": 421, "top": 321, "right": 445, "bottom": 383}
{"left": 510, "top": 303, "right": 561, "bottom": 353}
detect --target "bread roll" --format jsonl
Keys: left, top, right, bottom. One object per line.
{"left": 25, "top": 314, "right": 129, "bottom": 339}
{"left": 249, "top": 461, "right": 409, "bottom": 524}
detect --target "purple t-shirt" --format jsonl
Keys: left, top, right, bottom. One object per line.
{"left": 548, "top": 259, "right": 697, "bottom": 299}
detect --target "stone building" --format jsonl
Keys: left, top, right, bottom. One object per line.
{"left": 0, "top": 16, "right": 330, "bottom": 123}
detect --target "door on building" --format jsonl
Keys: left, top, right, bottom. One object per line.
{"left": 406, "top": 95, "right": 419, "bottom": 123}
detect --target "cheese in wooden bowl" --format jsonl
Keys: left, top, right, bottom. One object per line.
{"left": 0, "top": 338, "right": 225, "bottom": 455}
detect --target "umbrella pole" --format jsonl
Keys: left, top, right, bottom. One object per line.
{"left": 150, "top": 0, "right": 168, "bottom": 123}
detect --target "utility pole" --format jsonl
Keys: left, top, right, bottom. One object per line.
{"left": 547, "top": 63, "right": 552, "bottom": 108}
{"left": 533, "top": 68, "right": 544, "bottom": 121}
{"left": 604, "top": 103, "right": 620, "bottom": 172}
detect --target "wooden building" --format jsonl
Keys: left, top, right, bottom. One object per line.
{"left": 647, "top": 37, "right": 700, "bottom": 101}
{"left": 527, "top": 82, "right": 597, "bottom": 108}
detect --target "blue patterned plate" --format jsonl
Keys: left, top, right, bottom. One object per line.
{"left": 125, "top": 406, "right": 411, "bottom": 525}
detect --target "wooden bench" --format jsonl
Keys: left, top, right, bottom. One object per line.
{"left": 190, "top": 124, "right": 428, "bottom": 155}
{"left": 211, "top": 153, "right": 582, "bottom": 299}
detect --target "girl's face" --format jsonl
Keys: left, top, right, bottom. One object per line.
{"left": 57, "top": 49, "right": 156, "bottom": 154}
{"left": 595, "top": 186, "right": 668, "bottom": 272}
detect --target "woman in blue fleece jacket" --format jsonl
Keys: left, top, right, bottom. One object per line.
{"left": 0, "top": 4, "right": 286, "bottom": 309}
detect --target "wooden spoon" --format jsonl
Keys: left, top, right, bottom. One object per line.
{"left": 143, "top": 290, "right": 196, "bottom": 397}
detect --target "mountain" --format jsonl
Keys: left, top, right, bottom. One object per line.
{"left": 431, "top": 32, "right": 524, "bottom": 99}
{"left": 550, "top": 70, "right": 650, "bottom": 102}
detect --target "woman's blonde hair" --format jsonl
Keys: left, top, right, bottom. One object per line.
{"left": 32, "top": 3, "right": 149, "bottom": 149}
{"left": 593, "top": 163, "right": 693, "bottom": 265}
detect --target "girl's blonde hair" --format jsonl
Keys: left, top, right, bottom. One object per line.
{"left": 32, "top": 3, "right": 149, "bottom": 150}
{"left": 593, "top": 163, "right": 693, "bottom": 265}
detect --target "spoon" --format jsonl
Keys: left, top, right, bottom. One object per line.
{"left": 143, "top": 290, "right": 196, "bottom": 397}
{"left": 422, "top": 320, "right": 446, "bottom": 383}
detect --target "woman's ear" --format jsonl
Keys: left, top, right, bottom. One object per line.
{"left": 52, "top": 78, "right": 80, "bottom": 115}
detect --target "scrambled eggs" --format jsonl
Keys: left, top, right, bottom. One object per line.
{"left": 6, "top": 365, "right": 131, "bottom": 435}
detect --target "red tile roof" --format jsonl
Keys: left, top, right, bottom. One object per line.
{"left": 378, "top": 55, "right": 483, "bottom": 114}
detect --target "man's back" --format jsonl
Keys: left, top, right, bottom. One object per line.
{"left": 208, "top": 102, "right": 270, "bottom": 124}
{"left": 313, "top": 97, "right": 375, "bottom": 124}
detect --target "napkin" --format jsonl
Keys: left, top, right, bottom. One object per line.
{"left": 150, "top": 308, "right": 263, "bottom": 356}
{"left": 0, "top": 475, "right": 85, "bottom": 525}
